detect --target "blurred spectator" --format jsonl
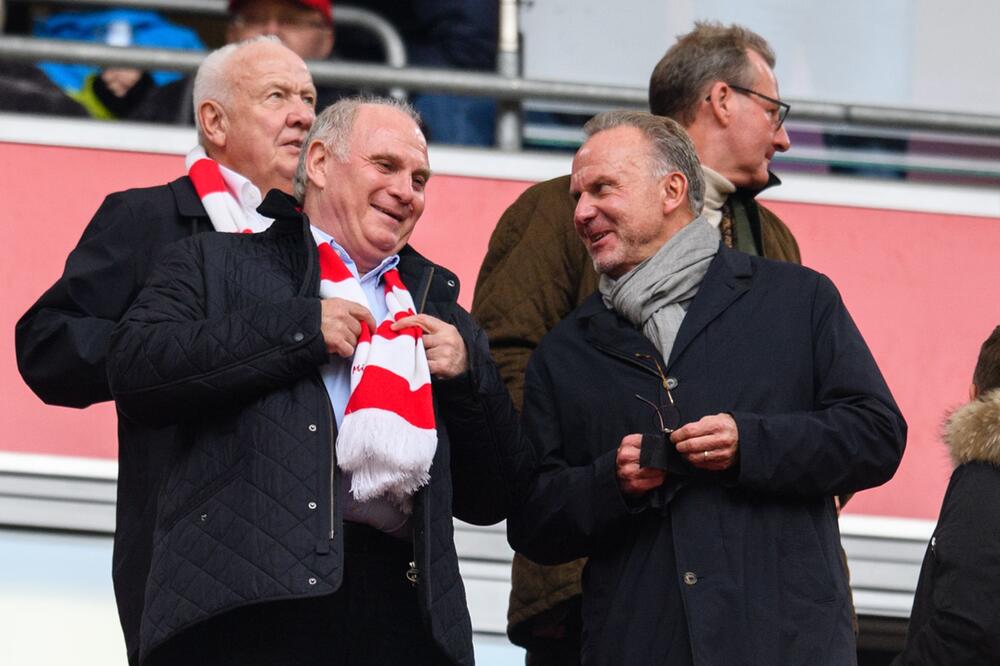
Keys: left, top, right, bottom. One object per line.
{"left": 894, "top": 325, "right": 1000, "bottom": 664}
{"left": 0, "top": 59, "right": 88, "bottom": 116}
{"left": 336, "top": 0, "right": 499, "bottom": 146}
{"left": 32, "top": 8, "right": 203, "bottom": 119}
{"left": 130, "top": 0, "right": 340, "bottom": 125}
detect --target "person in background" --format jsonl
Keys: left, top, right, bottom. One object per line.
{"left": 894, "top": 325, "right": 1000, "bottom": 664}
{"left": 472, "top": 22, "right": 800, "bottom": 664}
{"left": 130, "top": 0, "right": 338, "bottom": 124}
{"left": 15, "top": 36, "right": 317, "bottom": 665}
{"left": 334, "top": 0, "right": 499, "bottom": 146}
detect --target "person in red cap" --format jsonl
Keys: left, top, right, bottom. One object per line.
{"left": 130, "top": 0, "right": 340, "bottom": 124}
{"left": 227, "top": 0, "right": 333, "bottom": 62}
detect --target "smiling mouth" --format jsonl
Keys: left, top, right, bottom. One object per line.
{"left": 589, "top": 231, "right": 610, "bottom": 244}
{"left": 372, "top": 204, "right": 404, "bottom": 223}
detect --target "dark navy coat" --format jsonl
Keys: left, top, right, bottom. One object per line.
{"left": 508, "top": 244, "right": 906, "bottom": 665}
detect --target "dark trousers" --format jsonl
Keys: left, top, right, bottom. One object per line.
{"left": 147, "top": 523, "right": 446, "bottom": 666}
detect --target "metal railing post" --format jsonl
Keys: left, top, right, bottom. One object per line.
{"left": 496, "top": 0, "right": 521, "bottom": 150}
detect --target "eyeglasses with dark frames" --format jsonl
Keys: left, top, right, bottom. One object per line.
{"left": 633, "top": 353, "right": 681, "bottom": 434}
{"left": 727, "top": 84, "right": 790, "bottom": 129}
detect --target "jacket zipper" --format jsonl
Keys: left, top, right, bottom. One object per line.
{"left": 327, "top": 394, "right": 336, "bottom": 540}
{"left": 593, "top": 343, "right": 670, "bottom": 389}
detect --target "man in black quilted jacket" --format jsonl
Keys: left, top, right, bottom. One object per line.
{"left": 106, "top": 96, "right": 530, "bottom": 666}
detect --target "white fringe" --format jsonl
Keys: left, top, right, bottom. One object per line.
{"left": 337, "top": 408, "right": 437, "bottom": 510}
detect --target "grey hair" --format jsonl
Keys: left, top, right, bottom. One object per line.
{"left": 293, "top": 95, "right": 422, "bottom": 202}
{"left": 583, "top": 110, "right": 705, "bottom": 216}
{"left": 649, "top": 21, "right": 776, "bottom": 125}
{"left": 192, "top": 35, "right": 282, "bottom": 145}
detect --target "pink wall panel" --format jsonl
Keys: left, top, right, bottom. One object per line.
{"left": 4, "top": 140, "right": 999, "bottom": 524}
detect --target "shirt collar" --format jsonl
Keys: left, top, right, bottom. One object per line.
{"left": 311, "top": 225, "right": 399, "bottom": 283}
{"left": 216, "top": 162, "right": 263, "bottom": 211}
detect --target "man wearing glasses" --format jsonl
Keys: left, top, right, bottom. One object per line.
{"left": 507, "top": 110, "right": 906, "bottom": 665}
{"left": 474, "top": 22, "right": 800, "bottom": 665}
{"left": 130, "top": 0, "right": 339, "bottom": 124}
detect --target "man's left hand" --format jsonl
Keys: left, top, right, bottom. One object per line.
{"left": 671, "top": 413, "right": 739, "bottom": 471}
{"left": 392, "top": 314, "right": 468, "bottom": 380}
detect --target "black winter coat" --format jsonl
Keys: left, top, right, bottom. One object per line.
{"left": 15, "top": 177, "right": 209, "bottom": 665}
{"left": 508, "top": 246, "right": 906, "bottom": 665}
{"left": 107, "top": 191, "right": 529, "bottom": 665}
{"left": 894, "top": 389, "right": 1000, "bottom": 664}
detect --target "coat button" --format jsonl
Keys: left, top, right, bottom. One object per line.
{"left": 446, "top": 279, "right": 456, "bottom": 288}
{"left": 292, "top": 332, "right": 304, "bottom": 343}
{"left": 307, "top": 501, "right": 317, "bottom": 510}
{"left": 666, "top": 377, "right": 679, "bottom": 390}
{"left": 683, "top": 571, "right": 698, "bottom": 586}
{"left": 308, "top": 424, "right": 317, "bottom": 432}
{"left": 308, "top": 577, "right": 317, "bottom": 586}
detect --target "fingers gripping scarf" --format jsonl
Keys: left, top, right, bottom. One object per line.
{"left": 185, "top": 146, "right": 271, "bottom": 233}
{"left": 316, "top": 238, "right": 437, "bottom": 511}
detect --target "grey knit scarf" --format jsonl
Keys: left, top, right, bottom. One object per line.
{"left": 600, "top": 217, "right": 719, "bottom": 362}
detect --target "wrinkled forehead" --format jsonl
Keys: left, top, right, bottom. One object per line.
{"left": 571, "top": 128, "right": 650, "bottom": 187}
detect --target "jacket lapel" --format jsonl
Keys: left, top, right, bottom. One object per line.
{"left": 667, "top": 245, "right": 753, "bottom": 368}
{"left": 579, "top": 295, "right": 661, "bottom": 361}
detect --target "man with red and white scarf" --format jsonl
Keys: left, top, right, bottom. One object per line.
{"left": 105, "top": 96, "right": 530, "bottom": 665}
{"left": 16, "top": 36, "right": 317, "bottom": 665}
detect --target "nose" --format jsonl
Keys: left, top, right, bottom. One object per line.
{"left": 288, "top": 97, "right": 315, "bottom": 129}
{"left": 387, "top": 172, "right": 415, "bottom": 205}
{"left": 773, "top": 124, "right": 791, "bottom": 152}
{"left": 573, "top": 194, "right": 596, "bottom": 228}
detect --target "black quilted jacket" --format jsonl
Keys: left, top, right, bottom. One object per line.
{"left": 108, "top": 190, "right": 530, "bottom": 665}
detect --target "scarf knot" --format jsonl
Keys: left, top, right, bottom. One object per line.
{"left": 600, "top": 217, "right": 719, "bottom": 362}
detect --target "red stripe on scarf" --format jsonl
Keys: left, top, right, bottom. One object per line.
{"left": 188, "top": 158, "right": 228, "bottom": 197}
{"left": 375, "top": 318, "right": 421, "bottom": 341}
{"left": 317, "top": 243, "right": 355, "bottom": 283}
{"left": 345, "top": 366, "right": 435, "bottom": 429}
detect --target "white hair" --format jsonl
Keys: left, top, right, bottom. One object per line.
{"left": 293, "top": 95, "right": 422, "bottom": 202}
{"left": 192, "top": 35, "right": 282, "bottom": 146}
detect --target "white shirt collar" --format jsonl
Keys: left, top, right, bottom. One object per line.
{"left": 216, "top": 162, "right": 269, "bottom": 226}
{"left": 310, "top": 225, "right": 400, "bottom": 282}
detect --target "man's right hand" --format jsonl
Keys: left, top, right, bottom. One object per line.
{"left": 616, "top": 433, "right": 666, "bottom": 496}
{"left": 320, "top": 298, "right": 376, "bottom": 357}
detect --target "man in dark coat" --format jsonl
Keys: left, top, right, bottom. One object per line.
{"left": 472, "top": 22, "right": 801, "bottom": 663}
{"left": 506, "top": 110, "right": 906, "bottom": 665}
{"left": 106, "top": 97, "right": 530, "bottom": 665}
{"left": 15, "top": 37, "right": 317, "bottom": 665}
{"left": 894, "top": 325, "right": 1000, "bottom": 664}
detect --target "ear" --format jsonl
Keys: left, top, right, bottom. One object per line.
{"left": 304, "top": 139, "right": 329, "bottom": 191}
{"left": 659, "top": 171, "right": 689, "bottom": 217}
{"left": 198, "top": 100, "right": 228, "bottom": 151}
{"left": 970, "top": 382, "right": 979, "bottom": 401}
{"left": 704, "top": 81, "right": 734, "bottom": 128}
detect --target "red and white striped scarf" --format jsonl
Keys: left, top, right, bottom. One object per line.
{"left": 186, "top": 148, "right": 435, "bottom": 509}
{"left": 185, "top": 146, "right": 271, "bottom": 234}
{"left": 316, "top": 237, "right": 437, "bottom": 511}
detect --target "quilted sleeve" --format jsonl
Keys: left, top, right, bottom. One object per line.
{"left": 108, "top": 236, "right": 328, "bottom": 427}
{"left": 16, "top": 192, "right": 158, "bottom": 407}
